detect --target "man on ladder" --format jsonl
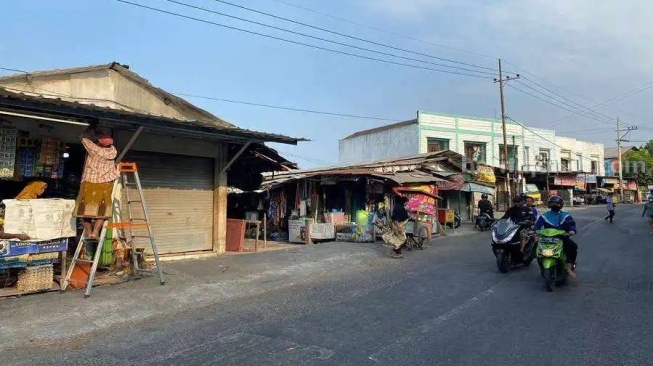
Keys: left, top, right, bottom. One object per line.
{"left": 62, "top": 122, "right": 164, "bottom": 298}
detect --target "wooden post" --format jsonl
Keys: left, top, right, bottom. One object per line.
{"left": 263, "top": 214, "right": 267, "bottom": 249}
{"left": 213, "top": 144, "right": 228, "bottom": 255}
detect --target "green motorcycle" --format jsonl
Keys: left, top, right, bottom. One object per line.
{"left": 536, "top": 228, "right": 574, "bottom": 292}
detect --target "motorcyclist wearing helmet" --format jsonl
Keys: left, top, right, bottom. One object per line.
{"left": 501, "top": 195, "right": 535, "bottom": 223}
{"left": 534, "top": 195, "right": 578, "bottom": 279}
{"left": 502, "top": 195, "right": 536, "bottom": 253}
{"left": 477, "top": 193, "right": 494, "bottom": 219}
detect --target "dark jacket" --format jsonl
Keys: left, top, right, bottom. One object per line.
{"left": 502, "top": 205, "right": 535, "bottom": 224}
{"left": 391, "top": 205, "right": 410, "bottom": 222}
{"left": 478, "top": 199, "right": 493, "bottom": 213}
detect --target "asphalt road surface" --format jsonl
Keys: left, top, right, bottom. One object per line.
{"left": 5, "top": 204, "right": 653, "bottom": 366}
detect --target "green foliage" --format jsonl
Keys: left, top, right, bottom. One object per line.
{"left": 623, "top": 144, "right": 653, "bottom": 186}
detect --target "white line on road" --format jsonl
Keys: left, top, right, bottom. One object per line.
{"left": 367, "top": 286, "right": 496, "bottom": 363}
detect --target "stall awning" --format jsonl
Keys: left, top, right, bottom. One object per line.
{"left": 460, "top": 182, "right": 496, "bottom": 195}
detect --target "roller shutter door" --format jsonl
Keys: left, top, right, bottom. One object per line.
{"left": 120, "top": 151, "right": 214, "bottom": 254}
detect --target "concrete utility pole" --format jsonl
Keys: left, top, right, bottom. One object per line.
{"left": 616, "top": 118, "right": 638, "bottom": 202}
{"left": 494, "top": 59, "right": 520, "bottom": 208}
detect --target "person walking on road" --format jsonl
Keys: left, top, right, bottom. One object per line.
{"left": 383, "top": 196, "right": 410, "bottom": 259}
{"left": 605, "top": 193, "right": 615, "bottom": 223}
{"left": 642, "top": 197, "right": 653, "bottom": 234}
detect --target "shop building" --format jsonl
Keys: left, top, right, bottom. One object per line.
{"left": 0, "top": 63, "right": 302, "bottom": 259}
{"left": 257, "top": 151, "right": 491, "bottom": 243}
{"left": 339, "top": 111, "right": 604, "bottom": 209}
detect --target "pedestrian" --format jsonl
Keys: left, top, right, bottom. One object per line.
{"left": 382, "top": 196, "right": 410, "bottom": 258}
{"left": 642, "top": 197, "right": 653, "bottom": 234}
{"left": 74, "top": 122, "right": 120, "bottom": 241}
{"left": 604, "top": 192, "right": 615, "bottom": 223}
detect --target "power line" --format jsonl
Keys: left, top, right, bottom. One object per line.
{"left": 0, "top": 67, "right": 27, "bottom": 73}
{"left": 506, "top": 116, "right": 601, "bottom": 165}
{"left": 506, "top": 83, "right": 621, "bottom": 127}
{"left": 502, "top": 59, "right": 647, "bottom": 126}
{"left": 518, "top": 77, "right": 617, "bottom": 126}
{"left": 115, "top": 0, "right": 491, "bottom": 79}
{"left": 207, "top": 0, "right": 496, "bottom": 72}
{"left": 161, "top": 0, "right": 494, "bottom": 76}
{"left": 513, "top": 79, "right": 616, "bottom": 126}
{"left": 175, "top": 92, "right": 399, "bottom": 121}
{"left": 267, "top": 0, "right": 497, "bottom": 60}
{"left": 0, "top": 81, "right": 404, "bottom": 122}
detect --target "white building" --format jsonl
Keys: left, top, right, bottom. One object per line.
{"left": 340, "top": 111, "right": 604, "bottom": 176}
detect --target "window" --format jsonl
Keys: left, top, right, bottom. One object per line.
{"left": 463, "top": 141, "right": 486, "bottom": 163}
{"left": 560, "top": 158, "right": 570, "bottom": 171}
{"left": 499, "top": 144, "right": 518, "bottom": 169}
{"left": 427, "top": 138, "right": 449, "bottom": 152}
{"left": 591, "top": 160, "right": 598, "bottom": 174}
{"left": 576, "top": 154, "right": 582, "bottom": 172}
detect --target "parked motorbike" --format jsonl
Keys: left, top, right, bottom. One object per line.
{"left": 475, "top": 211, "right": 494, "bottom": 231}
{"left": 491, "top": 218, "right": 536, "bottom": 273}
{"left": 536, "top": 228, "right": 575, "bottom": 292}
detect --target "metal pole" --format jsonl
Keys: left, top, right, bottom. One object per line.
{"left": 498, "top": 58, "right": 511, "bottom": 207}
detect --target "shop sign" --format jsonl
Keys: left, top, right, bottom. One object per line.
{"left": 574, "top": 174, "right": 586, "bottom": 190}
{"left": 436, "top": 174, "right": 465, "bottom": 191}
{"left": 585, "top": 175, "right": 597, "bottom": 184}
{"left": 399, "top": 184, "right": 438, "bottom": 197}
{"left": 602, "top": 178, "right": 619, "bottom": 187}
{"left": 553, "top": 175, "right": 576, "bottom": 186}
{"left": 474, "top": 165, "right": 496, "bottom": 184}
{"left": 627, "top": 180, "right": 638, "bottom": 190}
{"left": 0, "top": 238, "right": 69, "bottom": 258}
{"left": 404, "top": 193, "right": 436, "bottom": 215}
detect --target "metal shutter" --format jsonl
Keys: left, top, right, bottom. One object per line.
{"left": 120, "top": 151, "right": 214, "bottom": 254}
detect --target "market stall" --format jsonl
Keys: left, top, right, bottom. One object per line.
{"left": 392, "top": 184, "right": 440, "bottom": 242}
{"left": 0, "top": 198, "right": 74, "bottom": 296}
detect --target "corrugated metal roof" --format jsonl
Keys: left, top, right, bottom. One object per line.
{"left": 604, "top": 146, "right": 638, "bottom": 159}
{"left": 341, "top": 119, "right": 417, "bottom": 140}
{"left": 0, "top": 62, "right": 234, "bottom": 128}
{"left": 0, "top": 87, "right": 305, "bottom": 144}
{"left": 260, "top": 150, "right": 463, "bottom": 189}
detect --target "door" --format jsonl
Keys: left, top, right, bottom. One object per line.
{"left": 120, "top": 151, "right": 215, "bottom": 254}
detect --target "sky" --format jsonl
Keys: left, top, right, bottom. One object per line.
{"left": 2, "top": 0, "right": 653, "bottom": 168}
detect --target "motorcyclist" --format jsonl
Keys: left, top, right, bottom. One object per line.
{"left": 534, "top": 195, "right": 578, "bottom": 280}
{"left": 525, "top": 196, "right": 538, "bottom": 218}
{"left": 501, "top": 195, "right": 535, "bottom": 223}
{"left": 477, "top": 194, "right": 494, "bottom": 219}
{"left": 502, "top": 195, "right": 536, "bottom": 253}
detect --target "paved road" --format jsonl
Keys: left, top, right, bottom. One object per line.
{"left": 5, "top": 205, "right": 653, "bottom": 366}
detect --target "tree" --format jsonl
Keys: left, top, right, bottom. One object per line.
{"left": 622, "top": 144, "right": 653, "bottom": 187}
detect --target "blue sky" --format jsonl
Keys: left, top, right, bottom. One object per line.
{"left": 2, "top": 0, "right": 652, "bottom": 168}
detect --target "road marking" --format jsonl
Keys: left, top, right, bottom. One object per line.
{"left": 367, "top": 287, "right": 495, "bottom": 363}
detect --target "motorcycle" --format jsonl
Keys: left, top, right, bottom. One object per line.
{"left": 491, "top": 218, "right": 536, "bottom": 273}
{"left": 536, "top": 228, "right": 575, "bottom": 292}
{"left": 475, "top": 211, "right": 494, "bottom": 231}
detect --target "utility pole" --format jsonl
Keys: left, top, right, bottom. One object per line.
{"left": 494, "top": 59, "right": 520, "bottom": 209}
{"left": 616, "top": 118, "right": 637, "bottom": 203}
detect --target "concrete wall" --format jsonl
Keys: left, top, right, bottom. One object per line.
{"left": 0, "top": 70, "right": 193, "bottom": 121}
{"left": 556, "top": 136, "right": 604, "bottom": 175}
{"left": 338, "top": 122, "right": 419, "bottom": 164}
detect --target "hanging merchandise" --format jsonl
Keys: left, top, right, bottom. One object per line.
{"left": 38, "top": 137, "right": 61, "bottom": 167}
{"left": 0, "top": 125, "right": 17, "bottom": 179}
{"left": 17, "top": 146, "right": 37, "bottom": 178}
